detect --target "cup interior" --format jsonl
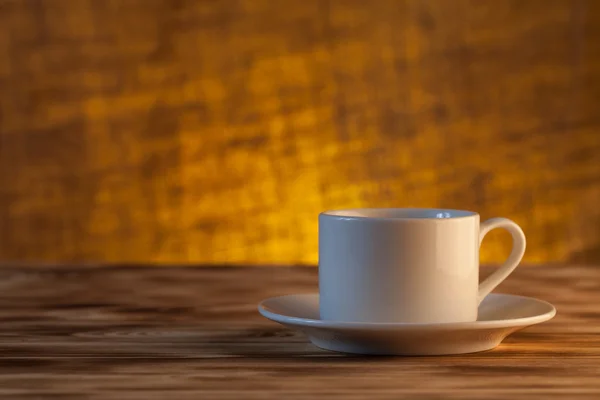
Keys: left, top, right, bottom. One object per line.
{"left": 322, "top": 208, "right": 477, "bottom": 219}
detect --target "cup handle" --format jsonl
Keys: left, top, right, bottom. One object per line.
{"left": 478, "top": 217, "right": 526, "bottom": 304}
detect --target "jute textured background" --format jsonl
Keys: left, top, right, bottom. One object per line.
{"left": 0, "top": 0, "right": 599, "bottom": 265}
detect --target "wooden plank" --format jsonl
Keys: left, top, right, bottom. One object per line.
{"left": 0, "top": 265, "right": 597, "bottom": 398}
{"left": 0, "top": 0, "right": 599, "bottom": 265}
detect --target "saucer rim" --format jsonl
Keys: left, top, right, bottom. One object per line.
{"left": 258, "top": 293, "right": 556, "bottom": 331}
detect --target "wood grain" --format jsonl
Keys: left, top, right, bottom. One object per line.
{"left": 0, "top": 0, "right": 599, "bottom": 265}
{"left": 0, "top": 264, "right": 597, "bottom": 399}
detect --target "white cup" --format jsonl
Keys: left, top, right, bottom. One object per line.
{"left": 319, "top": 208, "right": 526, "bottom": 324}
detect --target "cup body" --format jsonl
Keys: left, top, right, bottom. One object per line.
{"left": 319, "top": 208, "right": 480, "bottom": 323}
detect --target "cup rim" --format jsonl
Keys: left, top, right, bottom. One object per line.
{"left": 320, "top": 208, "right": 479, "bottom": 221}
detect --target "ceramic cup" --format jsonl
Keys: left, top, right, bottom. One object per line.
{"left": 319, "top": 208, "right": 526, "bottom": 324}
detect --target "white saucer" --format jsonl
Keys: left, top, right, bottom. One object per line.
{"left": 258, "top": 293, "right": 556, "bottom": 356}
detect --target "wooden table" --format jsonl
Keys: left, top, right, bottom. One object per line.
{"left": 0, "top": 265, "right": 598, "bottom": 399}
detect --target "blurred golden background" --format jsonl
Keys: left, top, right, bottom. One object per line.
{"left": 0, "top": 0, "right": 599, "bottom": 265}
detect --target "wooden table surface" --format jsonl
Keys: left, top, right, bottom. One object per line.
{"left": 0, "top": 265, "right": 598, "bottom": 399}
